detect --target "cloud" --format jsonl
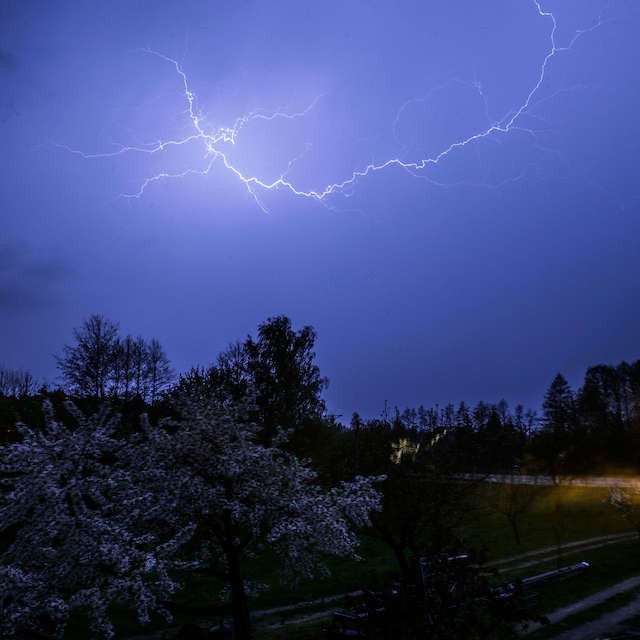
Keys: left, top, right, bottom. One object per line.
{"left": 0, "top": 244, "right": 70, "bottom": 311}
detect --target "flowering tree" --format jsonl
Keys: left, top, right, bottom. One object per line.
{"left": 0, "top": 393, "right": 382, "bottom": 640}
{"left": 609, "top": 484, "right": 640, "bottom": 534}
{"left": 0, "top": 402, "right": 189, "bottom": 639}
{"left": 134, "top": 393, "right": 383, "bottom": 640}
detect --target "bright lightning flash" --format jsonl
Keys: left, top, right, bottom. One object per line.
{"left": 63, "top": 0, "right": 604, "bottom": 213}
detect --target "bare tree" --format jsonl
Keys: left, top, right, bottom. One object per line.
{"left": 56, "top": 316, "right": 173, "bottom": 403}
{"left": 110, "top": 335, "right": 137, "bottom": 400}
{"left": 56, "top": 314, "right": 119, "bottom": 399}
{"left": 146, "top": 338, "right": 173, "bottom": 404}
{"left": 488, "top": 468, "right": 542, "bottom": 545}
{"left": 0, "top": 367, "right": 37, "bottom": 397}
{"left": 110, "top": 339, "right": 124, "bottom": 398}
{"left": 131, "top": 336, "right": 148, "bottom": 401}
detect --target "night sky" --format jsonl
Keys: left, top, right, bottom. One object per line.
{"left": 1, "top": 0, "right": 639, "bottom": 419}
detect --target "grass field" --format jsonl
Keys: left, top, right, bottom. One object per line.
{"left": 249, "top": 484, "right": 640, "bottom": 640}
{"left": 459, "top": 484, "right": 633, "bottom": 560}
{"left": 65, "top": 482, "right": 640, "bottom": 638}
{"left": 251, "top": 538, "right": 640, "bottom": 640}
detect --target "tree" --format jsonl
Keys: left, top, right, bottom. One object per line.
{"left": 56, "top": 317, "right": 173, "bottom": 404}
{"left": 0, "top": 401, "right": 187, "bottom": 639}
{"left": 230, "top": 316, "right": 328, "bottom": 438}
{"left": 538, "top": 373, "right": 575, "bottom": 475}
{"left": 0, "top": 367, "right": 37, "bottom": 398}
{"left": 543, "top": 374, "right": 574, "bottom": 436}
{"left": 146, "top": 339, "right": 173, "bottom": 404}
{"left": 513, "top": 404, "right": 537, "bottom": 440}
{"left": 130, "top": 336, "right": 149, "bottom": 401}
{"left": 353, "top": 417, "right": 477, "bottom": 584}
{"left": 245, "top": 315, "right": 328, "bottom": 438}
{"left": 609, "top": 484, "right": 640, "bottom": 535}
{"left": 111, "top": 335, "right": 138, "bottom": 402}
{"left": 351, "top": 412, "right": 363, "bottom": 475}
{"left": 174, "top": 316, "right": 329, "bottom": 447}
{"left": 487, "top": 468, "right": 541, "bottom": 545}
{"left": 56, "top": 315, "right": 119, "bottom": 399}
{"left": 418, "top": 550, "right": 539, "bottom": 639}
{"left": 134, "top": 392, "right": 382, "bottom": 640}
{"left": 109, "top": 339, "right": 125, "bottom": 399}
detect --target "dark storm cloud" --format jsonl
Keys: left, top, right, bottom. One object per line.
{"left": 0, "top": 245, "right": 70, "bottom": 310}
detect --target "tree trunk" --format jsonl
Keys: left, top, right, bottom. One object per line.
{"left": 388, "top": 537, "right": 411, "bottom": 584}
{"left": 226, "top": 545, "right": 252, "bottom": 640}
{"left": 508, "top": 515, "right": 521, "bottom": 545}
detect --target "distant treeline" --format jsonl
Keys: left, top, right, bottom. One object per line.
{"left": 1, "top": 314, "right": 639, "bottom": 474}
{"left": 0, "top": 368, "right": 38, "bottom": 398}
{"left": 350, "top": 361, "right": 640, "bottom": 475}
{"left": 535, "top": 362, "right": 640, "bottom": 473}
{"left": 1, "top": 314, "right": 172, "bottom": 402}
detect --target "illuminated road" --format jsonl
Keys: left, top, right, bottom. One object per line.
{"left": 456, "top": 474, "right": 640, "bottom": 489}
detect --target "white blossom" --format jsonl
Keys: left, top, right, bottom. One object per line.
{"left": 133, "top": 393, "right": 383, "bottom": 584}
{"left": 1, "top": 393, "right": 383, "bottom": 639}
{"left": 0, "top": 401, "right": 185, "bottom": 639}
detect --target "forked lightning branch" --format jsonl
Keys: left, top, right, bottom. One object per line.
{"left": 64, "top": 0, "right": 603, "bottom": 213}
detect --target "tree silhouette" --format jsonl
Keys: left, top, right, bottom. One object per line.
{"left": 56, "top": 314, "right": 119, "bottom": 399}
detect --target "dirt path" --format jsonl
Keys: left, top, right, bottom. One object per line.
{"left": 252, "top": 590, "right": 361, "bottom": 619}
{"left": 523, "top": 576, "right": 640, "bottom": 635}
{"left": 548, "top": 592, "right": 640, "bottom": 640}
{"left": 121, "top": 533, "right": 638, "bottom": 638}
{"left": 487, "top": 532, "right": 636, "bottom": 569}
{"left": 497, "top": 534, "right": 637, "bottom": 574}
{"left": 255, "top": 532, "right": 637, "bottom": 621}
{"left": 259, "top": 535, "right": 640, "bottom": 632}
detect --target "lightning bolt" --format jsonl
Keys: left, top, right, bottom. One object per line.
{"left": 63, "top": 0, "right": 605, "bottom": 213}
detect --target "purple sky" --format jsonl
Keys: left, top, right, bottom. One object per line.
{"left": 1, "top": 0, "right": 639, "bottom": 419}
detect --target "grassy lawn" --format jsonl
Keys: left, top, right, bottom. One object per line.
{"left": 457, "top": 484, "right": 633, "bottom": 561}
{"left": 255, "top": 618, "right": 327, "bottom": 640}
{"left": 249, "top": 540, "right": 640, "bottom": 640}
{"left": 62, "top": 482, "right": 639, "bottom": 638}
{"left": 523, "top": 540, "right": 640, "bottom": 615}
{"left": 527, "top": 586, "right": 640, "bottom": 640}
{"left": 168, "top": 536, "right": 397, "bottom": 612}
